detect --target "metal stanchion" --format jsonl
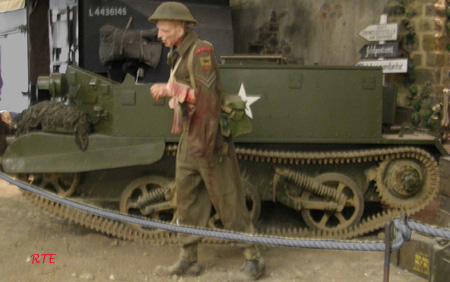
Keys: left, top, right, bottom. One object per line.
{"left": 383, "top": 220, "right": 393, "bottom": 282}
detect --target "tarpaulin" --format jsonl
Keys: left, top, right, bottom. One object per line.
{"left": 0, "top": 7, "right": 26, "bottom": 35}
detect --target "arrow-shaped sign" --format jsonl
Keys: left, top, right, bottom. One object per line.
{"left": 359, "top": 23, "right": 398, "bottom": 41}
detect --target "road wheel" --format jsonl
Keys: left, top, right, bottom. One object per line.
{"left": 301, "top": 173, "right": 364, "bottom": 232}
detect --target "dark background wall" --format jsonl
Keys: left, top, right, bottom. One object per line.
{"left": 230, "top": 0, "right": 450, "bottom": 106}
{"left": 230, "top": 0, "right": 388, "bottom": 65}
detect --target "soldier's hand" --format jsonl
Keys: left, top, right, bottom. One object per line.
{"left": 150, "top": 83, "right": 170, "bottom": 101}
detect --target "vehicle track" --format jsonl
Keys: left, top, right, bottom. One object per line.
{"left": 21, "top": 146, "right": 439, "bottom": 243}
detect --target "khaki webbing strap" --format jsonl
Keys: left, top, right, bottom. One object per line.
{"left": 120, "top": 17, "right": 133, "bottom": 55}
{"left": 443, "top": 89, "right": 450, "bottom": 127}
{"left": 139, "top": 30, "right": 143, "bottom": 62}
{"left": 187, "top": 42, "right": 197, "bottom": 89}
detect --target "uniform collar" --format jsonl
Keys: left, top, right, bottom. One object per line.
{"left": 174, "top": 30, "right": 198, "bottom": 57}
{"left": 168, "top": 30, "right": 199, "bottom": 67}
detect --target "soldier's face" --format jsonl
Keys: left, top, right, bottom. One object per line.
{"left": 156, "top": 20, "right": 185, "bottom": 47}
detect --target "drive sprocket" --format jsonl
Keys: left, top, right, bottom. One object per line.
{"left": 376, "top": 151, "right": 439, "bottom": 210}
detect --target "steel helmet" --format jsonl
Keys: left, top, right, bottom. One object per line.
{"left": 148, "top": 2, "right": 198, "bottom": 25}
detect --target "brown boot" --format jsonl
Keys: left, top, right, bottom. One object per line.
{"left": 230, "top": 259, "right": 265, "bottom": 281}
{"left": 154, "top": 259, "right": 201, "bottom": 277}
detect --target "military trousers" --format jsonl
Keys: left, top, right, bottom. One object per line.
{"left": 175, "top": 137, "right": 260, "bottom": 263}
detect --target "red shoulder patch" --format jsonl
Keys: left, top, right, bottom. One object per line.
{"left": 195, "top": 46, "right": 212, "bottom": 55}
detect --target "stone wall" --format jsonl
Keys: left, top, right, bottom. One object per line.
{"left": 384, "top": 0, "right": 449, "bottom": 103}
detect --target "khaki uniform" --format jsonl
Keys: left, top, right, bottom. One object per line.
{"left": 167, "top": 30, "right": 259, "bottom": 262}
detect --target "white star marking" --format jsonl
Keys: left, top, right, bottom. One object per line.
{"left": 238, "top": 83, "right": 261, "bottom": 119}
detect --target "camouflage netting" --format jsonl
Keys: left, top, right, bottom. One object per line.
{"left": 15, "top": 101, "right": 91, "bottom": 150}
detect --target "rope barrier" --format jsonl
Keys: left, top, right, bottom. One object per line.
{"left": 2, "top": 172, "right": 450, "bottom": 253}
{"left": 399, "top": 218, "right": 450, "bottom": 240}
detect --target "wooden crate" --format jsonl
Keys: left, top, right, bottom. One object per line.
{"left": 437, "top": 209, "right": 450, "bottom": 229}
{"left": 439, "top": 157, "right": 450, "bottom": 197}
{"left": 440, "top": 194, "right": 450, "bottom": 213}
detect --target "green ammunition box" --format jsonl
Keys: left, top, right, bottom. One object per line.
{"left": 392, "top": 232, "right": 450, "bottom": 282}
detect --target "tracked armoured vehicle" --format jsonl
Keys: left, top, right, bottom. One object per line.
{"left": 1, "top": 58, "right": 446, "bottom": 242}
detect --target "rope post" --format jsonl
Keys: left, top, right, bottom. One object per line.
{"left": 383, "top": 220, "right": 393, "bottom": 282}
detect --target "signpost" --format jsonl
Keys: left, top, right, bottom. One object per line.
{"left": 357, "top": 16, "right": 406, "bottom": 74}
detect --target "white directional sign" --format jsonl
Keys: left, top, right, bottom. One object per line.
{"left": 359, "top": 23, "right": 398, "bottom": 41}
{"left": 356, "top": 58, "right": 408, "bottom": 73}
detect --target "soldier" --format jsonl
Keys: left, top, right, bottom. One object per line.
{"left": 148, "top": 2, "right": 265, "bottom": 281}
